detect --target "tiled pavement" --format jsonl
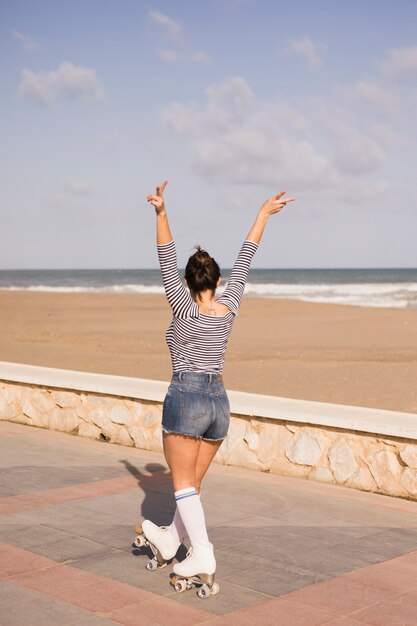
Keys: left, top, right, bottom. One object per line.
{"left": 1, "top": 421, "right": 417, "bottom": 625}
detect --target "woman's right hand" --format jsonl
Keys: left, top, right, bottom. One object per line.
{"left": 147, "top": 180, "right": 168, "bottom": 215}
{"left": 259, "top": 191, "right": 295, "bottom": 218}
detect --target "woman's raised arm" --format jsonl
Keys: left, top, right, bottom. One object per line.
{"left": 246, "top": 191, "right": 295, "bottom": 245}
{"left": 147, "top": 180, "right": 198, "bottom": 318}
{"left": 147, "top": 179, "right": 173, "bottom": 244}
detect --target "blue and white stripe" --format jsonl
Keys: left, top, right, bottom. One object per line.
{"left": 175, "top": 487, "right": 198, "bottom": 501}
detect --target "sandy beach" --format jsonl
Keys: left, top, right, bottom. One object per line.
{"left": 1, "top": 290, "right": 416, "bottom": 413}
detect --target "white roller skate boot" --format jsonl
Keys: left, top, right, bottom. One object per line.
{"left": 134, "top": 520, "right": 182, "bottom": 571}
{"left": 171, "top": 541, "right": 219, "bottom": 598}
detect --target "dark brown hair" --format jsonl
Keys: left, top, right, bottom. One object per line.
{"left": 185, "top": 246, "right": 221, "bottom": 296}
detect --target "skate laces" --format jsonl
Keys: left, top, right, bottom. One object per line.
{"left": 184, "top": 546, "right": 193, "bottom": 560}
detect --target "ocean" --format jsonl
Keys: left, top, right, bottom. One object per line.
{"left": 1, "top": 268, "right": 417, "bottom": 309}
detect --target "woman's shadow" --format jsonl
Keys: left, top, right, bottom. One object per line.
{"left": 119, "top": 458, "right": 188, "bottom": 561}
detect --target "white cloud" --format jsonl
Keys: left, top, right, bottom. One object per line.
{"left": 283, "top": 37, "right": 324, "bottom": 71}
{"left": 353, "top": 80, "right": 400, "bottom": 114}
{"left": 63, "top": 179, "right": 93, "bottom": 196}
{"left": 327, "top": 117, "right": 386, "bottom": 176}
{"left": 189, "top": 51, "right": 211, "bottom": 64}
{"left": 18, "top": 61, "right": 104, "bottom": 106}
{"left": 367, "top": 122, "right": 406, "bottom": 150}
{"left": 155, "top": 48, "right": 179, "bottom": 63}
{"left": 163, "top": 77, "right": 333, "bottom": 191}
{"left": 380, "top": 46, "right": 417, "bottom": 80}
{"left": 162, "top": 76, "right": 395, "bottom": 206}
{"left": 148, "top": 10, "right": 211, "bottom": 64}
{"left": 149, "top": 10, "right": 183, "bottom": 42}
{"left": 155, "top": 48, "right": 211, "bottom": 64}
{"left": 12, "top": 29, "right": 39, "bottom": 52}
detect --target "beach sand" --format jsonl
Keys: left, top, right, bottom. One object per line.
{"left": 1, "top": 290, "right": 416, "bottom": 413}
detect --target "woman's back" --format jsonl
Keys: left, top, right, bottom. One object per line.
{"left": 157, "top": 239, "right": 258, "bottom": 375}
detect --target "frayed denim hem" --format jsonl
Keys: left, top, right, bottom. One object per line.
{"left": 162, "top": 427, "right": 203, "bottom": 440}
{"left": 202, "top": 435, "right": 226, "bottom": 442}
{"left": 162, "top": 427, "right": 225, "bottom": 442}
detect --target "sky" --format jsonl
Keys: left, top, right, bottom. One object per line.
{"left": 1, "top": 0, "right": 417, "bottom": 269}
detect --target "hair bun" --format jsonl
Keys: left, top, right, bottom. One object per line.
{"left": 185, "top": 245, "right": 221, "bottom": 295}
{"left": 194, "top": 246, "right": 211, "bottom": 267}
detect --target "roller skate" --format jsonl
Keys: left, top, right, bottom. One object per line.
{"left": 171, "top": 541, "right": 219, "bottom": 599}
{"left": 134, "top": 520, "right": 182, "bottom": 572}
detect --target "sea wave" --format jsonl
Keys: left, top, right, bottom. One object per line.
{"left": 3, "top": 284, "right": 166, "bottom": 294}
{"left": 244, "top": 282, "right": 417, "bottom": 308}
{"left": 2, "top": 281, "right": 417, "bottom": 308}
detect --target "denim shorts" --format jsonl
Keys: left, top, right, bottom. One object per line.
{"left": 162, "top": 372, "right": 230, "bottom": 441}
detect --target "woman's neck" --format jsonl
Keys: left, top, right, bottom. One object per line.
{"left": 191, "top": 289, "right": 215, "bottom": 304}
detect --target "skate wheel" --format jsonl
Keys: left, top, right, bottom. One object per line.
{"left": 197, "top": 583, "right": 210, "bottom": 599}
{"left": 174, "top": 579, "right": 187, "bottom": 593}
{"left": 134, "top": 535, "right": 146, "bottom": 548}
{"left": 134, "top": 524, "right": 143, "bottom": 534}
{"left": 211, "top": 582, "right": 220, "bottom": 595}
{"left": 146, "top": 559, "right": 158, "bottom": 572}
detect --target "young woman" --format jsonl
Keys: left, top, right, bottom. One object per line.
{"left": 141, "top": 180, "right": 295, "bottom": 593}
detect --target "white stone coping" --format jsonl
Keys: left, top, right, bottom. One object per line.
{"left": 0, "top": 361, "right": 416, "bottom": 440}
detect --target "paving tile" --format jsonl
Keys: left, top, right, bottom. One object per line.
{"left": 80, "top": 523, "right": 142, "bottom": 551}
{"left": 108, "top": 596, "right": 212, "bottom": 626}
{"left": 0, "top": 523, "right": 70, "bottom": 549}
{"left": 222, "top": 561, "right": 319, "bottom": 597}
{"left": 165, "top": 577, "right": 271, "bottom": 616}
{"left": 347, "top": 528, "right": 417, "bottom": 560}
{"left": 288, "top": 543, "right": 375, "bottom": 577}
{"left": 9, "top": 562, "right": 99, "bottom": 595}
{"left": 283, "top": 575, "right": 390, "bottom": 615}
{"left": 344, "top": 560, "right": 417, "bottom": 594}
{"left": 395, "top": 550, "right": 417, "bottom": 564}
{"left": 285, "top": 524, "right": 383, "bottom": 546}
{"left": 0, "top": 493, "right": 46, "bottom": 515}
{"left": 76, "top": 615, "right": 120, "bottom": 626}
{"left": 205, "top": 596, "right": 336, "bottom": 625}
{"left": 0, "top": 520, "right": 138, "bottom": 554}
{"left": 59, "top": 578, "right": 154, "bottom": 612}
{"left": 67, "top": 490, "right": 169, "bottom": 523}
{"left": 352, "top": 597, "right": 417, "bottom": 625}
{"left": 221, "top": 531, "right": 332, "bottom": 566}
{"left": 324, "top": 619, "right": 369, "bottom": 625}
{"left": 0, "top": 593, "right": 101, "bottom": 626}
{"left": 25, "top": 501, "right": 118, "bottom": 529}
{"left": 0, "top": 542, "right": 55, "bottom": 578}
{"left": 26, "top": 534, "right": 111, "bottom": 562}
{"left": 0, "top": 580, "right": 44, "bottom": 608}
{"left": 214, "top": 546, "right": 256, "bottom": 579}
{"left": 73, "top": 550, "right": 174, "bottom": 596}
{"left": 383, "top": 588, "right": 417, "bottom": 608}
{"left": 0, "top": 465, "right": 126, "bottom": 496}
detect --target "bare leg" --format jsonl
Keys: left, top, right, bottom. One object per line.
{"left": 195, "top": 439, "right": 223, "bottom": 493}
{"left": 163, "top": 433, "right": 202, "bottom": 490}
{"left": 163, "top": 432, "right": 214, "bottom": 548}
{"left": 163, "top": 433, "right": 223, "bottom": 493}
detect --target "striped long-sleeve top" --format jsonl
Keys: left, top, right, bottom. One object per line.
{"left": 157, "top": 239, "right": 258, "bottom": 375}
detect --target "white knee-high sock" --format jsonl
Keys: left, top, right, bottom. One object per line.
{"left": 169, "top": 506, "right": 187, "bottom": 543}
{"left": 169, "top": 492, "right": 202, "bottom": 543}
{"left": 174, "top": 487, "right": 209, "bottom": 547}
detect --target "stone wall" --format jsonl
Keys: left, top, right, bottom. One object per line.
{"left": 1, "top": 375, "right": 416, "bottom": 501}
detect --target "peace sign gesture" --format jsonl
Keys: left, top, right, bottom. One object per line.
{"left": 147, "top": 180, "right": 168, "bottom": 215}
{"left": 259, "top": 191, "right": 296, "bottom": 217}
